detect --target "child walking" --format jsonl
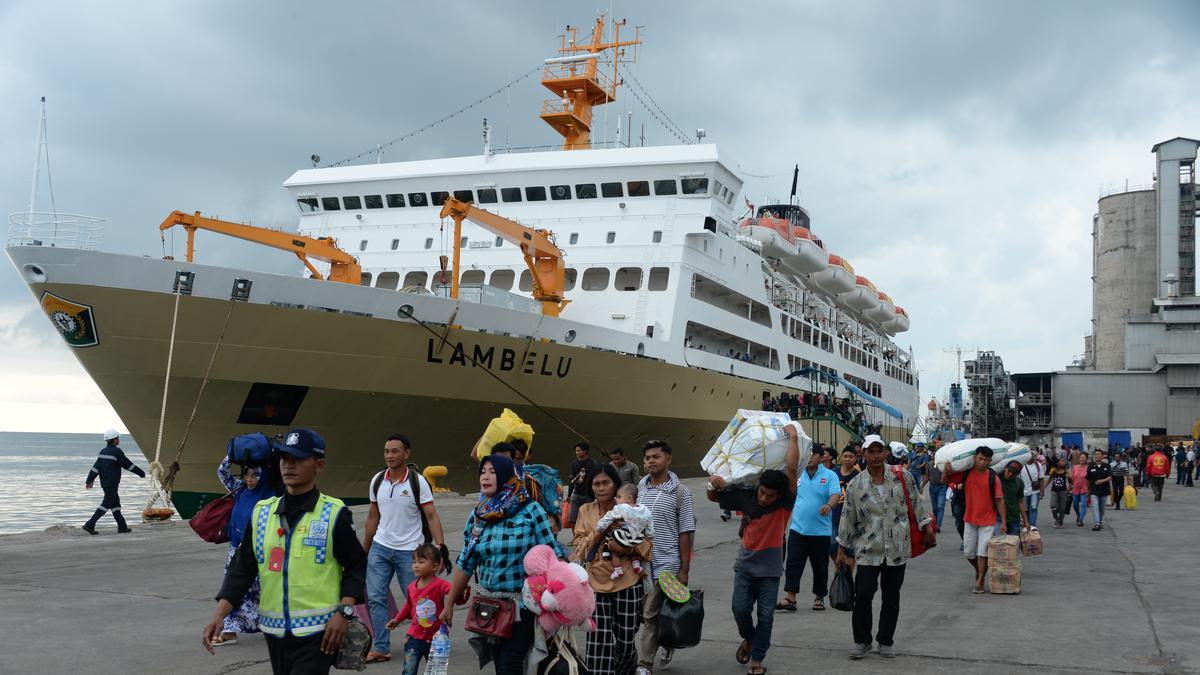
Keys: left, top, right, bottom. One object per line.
{"left": 386, "top": 545, "right": 464, "bottom": 675}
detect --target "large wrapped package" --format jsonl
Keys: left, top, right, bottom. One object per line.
{"left": 933, "top": 437, "right": 1009, "bottom": 473}
{"left": 700, "top": 410, "right": 812, "bottom": 486}
{"left": 990, "top": 443, "right": 1033, "bottom": 471}
{"left": 987, "top": 534, "right": 1021, "bottom": 564}
{"left": 472, "top": 408, "right": 535, "bottom": 460}
{"left": 989, "top": 559, "right": 1022, "bottom": 594}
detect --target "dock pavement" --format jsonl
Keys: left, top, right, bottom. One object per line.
{"left": 0, "top": 478, "right": 1195, "bottom": 675}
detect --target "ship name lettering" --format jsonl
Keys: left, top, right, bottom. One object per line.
{"left": 425, "top": 339, "right": 567, "bottom": 378}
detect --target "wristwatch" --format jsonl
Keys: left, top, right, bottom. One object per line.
{"left": 337, "top": 604, "right": 355, "bottom": 620}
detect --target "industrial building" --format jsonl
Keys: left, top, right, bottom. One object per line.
{"left": 1015, "top": 137, "right": 1200, "bottom": 449}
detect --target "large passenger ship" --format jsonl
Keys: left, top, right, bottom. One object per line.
{"left": 6, "top": 17, "right": 918, "bottom": 515}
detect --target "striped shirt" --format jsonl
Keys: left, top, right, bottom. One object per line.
{"left": 637, "top": 472, "right": 696, "bottom": 580}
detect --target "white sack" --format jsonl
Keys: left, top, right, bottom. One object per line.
{"left": 934, "top": 437, "right": 1009, "bottom": 472}
{"left": 701, "top": 409, "right": 812, "bottom": 486}
{"left": 990, "top": 443, "right": 1033, "bottom": 471}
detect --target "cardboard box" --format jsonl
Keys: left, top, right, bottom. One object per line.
{"left": 990, "top": 564, "right": 1022, "bottom": 594}
{"left": 987, "top": 534, "right": 1020, "bottom": 563}
{"left": 1020, "top": 530, "right": 1043, "bottom": 556}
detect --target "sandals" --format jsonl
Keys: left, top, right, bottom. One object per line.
{"left": 812, "top": 598, "right": 825, "bottom": 611}
{"left": 972, "top": 587, "right": 986, "bottom": 594}
{"left": 736, "top": 640, "right": 752, "bottom": 665}
{"left": 211, "top": 634, "right": 238, "bottom": 647}
{"left": 748, "top": 667, "right": 767, "bottom": 675}
{"left": 775, "top": 599, "right": 797, "bottom": 612}
{"left": 365, "top": 652, "right": 392, "bottom": 663}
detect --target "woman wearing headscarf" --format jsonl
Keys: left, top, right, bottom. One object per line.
{"left": 571, "top": 463, "right": 653, "bottom": 675}
{"left": 210, "top": 454, "right": 277, "bottom": 646}
{"left": 442, "top": 454, "right": 564, "bottom": 674}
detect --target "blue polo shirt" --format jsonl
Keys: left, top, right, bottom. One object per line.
{"left": 789, "top": 465, "right": 843, "bottom": 536}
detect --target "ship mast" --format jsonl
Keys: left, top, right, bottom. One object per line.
{"left": 539, "top": 15, "right": 641, "bottom": 151}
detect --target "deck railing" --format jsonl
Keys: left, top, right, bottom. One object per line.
{"left": 7, "top": 211, "right": 105, "bottom": 250}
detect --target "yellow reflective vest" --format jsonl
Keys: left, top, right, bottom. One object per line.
{"left": 251, "top": 493, "right": 346, "bottom": 637}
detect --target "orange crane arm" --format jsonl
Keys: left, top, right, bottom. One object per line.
{"left": 437, "top": 197, "right": 569, "bottom": 316}
{"left": 158, "top": 210, "right": 362, "bottom": 284}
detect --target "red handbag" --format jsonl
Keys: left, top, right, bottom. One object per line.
{"left": 892, "top": 467, "right": 934, "bottom": 558}
{"left": 189, "top": 490, "right": 236, "bottom": 543}
{"left": 465, "top": 596, "right": 515, "bottom": 638}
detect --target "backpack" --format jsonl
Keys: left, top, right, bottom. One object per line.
{"left": 226, "top": 433, "right": 275, "bottom": 466}
{"left": 523, "top": 463, "right": 563, "bottom": 522}
{"left": 371, "top": 463, "right": 432, "bottom": 545}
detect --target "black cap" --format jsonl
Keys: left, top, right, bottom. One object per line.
{"left": 279, "top": 428, "right": 326, "bottom": 458}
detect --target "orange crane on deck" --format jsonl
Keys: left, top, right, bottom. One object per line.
{"left": 158, "top": 210, "right": 362, "bottom": 284}
{"left": 438, "top": 197, "right": 569, "bottom": 317}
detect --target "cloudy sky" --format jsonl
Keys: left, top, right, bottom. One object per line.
{"left": 1, "top": 0, "right": 1197, "bottom": 433}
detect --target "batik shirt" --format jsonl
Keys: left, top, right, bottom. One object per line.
{"left": 836, "top": 468, "right": 931, "bottom": 567}
{"left": 456, "top": 500, "right": 564, "bottom": 593}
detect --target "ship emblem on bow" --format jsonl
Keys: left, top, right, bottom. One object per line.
{"left": 40, "top": 292, "right": 99, "bottom": 348}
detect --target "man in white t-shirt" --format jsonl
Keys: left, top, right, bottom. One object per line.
{"left": 362, "top": 433, "right": 447, "bottom": 663}
{"left": 1020, "top": 452, "right": 1046, "bottom": 531}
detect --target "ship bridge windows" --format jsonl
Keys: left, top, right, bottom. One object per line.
{"left": 408, "top": 192, "right": 428, "bottom": 207}
{"left": 461, "top": 269, "right": 485, "bottom": 285}
{"left": 615, "top": 267, "right": 642, "bottom": 291}
{"left": 569, "top": 233, "right": 579, "bottom": 245}
{"left": 654, "top": 179, "right": 678, "bottom": 196}
{"left": 297, "top": 197, "right": 319, "bottom": 213}
{"left": 575, "top": 183, "right": 597, "bottom": 199}
{"left": 386, "top": 193, "right": 406, "bottom": 208}
{"left": 602, "top": 182, "right": 623, "bottom": 198}
{"left": 431, "top": 191, "right": 450, "bottom": 206}
{"left": 627, "top": 180, "right": 650, "bottom": 197}
{"left": 501, "top": 187, "right": 522, "bottom": 202}
{"left": 681, "top": 177, "right": 709, "bottom": 195}
{"left": 518, "top": 270, "right": 533, "bottom": 292}
{"left": 424, "top": 238, "right": 433, "bottom": 250}
{"left": 402, "top": 271, "right": 427, "bottom": 289}
{"left": 358, "top": 239, "right": 368, "bottom": 251}
{"left": 454, "top": 189, "right": 474, "bottom": 203}
{"left": 564, "top": 268, "right": 578, "bottom": 291}
{"left": 364, "top": 195, "right": 384, "bottom": 209}
{"left": 525, "top": 186, "right": 547, "bottom": 201}
{"left": 477, "top": 188, "right": 498, "bottom": 204}
{"left": 685, "top": 321, "right": 780, "bottom": 370}
{"left": 652, "top": 230, "right": 662, "bottom": 243}
{"left": 376, "top": 271, "right": 400, "bottom": 290}
{"left": 690, "top": 274, "right": 772, "bottom": 327}
{"left": 489, "top": 269, "right": 515, "bottom": 290}
{"left": 321, "top": 197, "right": 341, "bottom": 211}
{"left": 550, "top": 185, "right": 571, "bottom": 200}
{"left": 581, "top": 267, "right": 610, "bottom": 291}
{"left": 343, "top": 196, "right": 362, "bottom": 210}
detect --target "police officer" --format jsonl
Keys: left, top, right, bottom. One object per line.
{"left": 83, "top": 428, "right": 146, "bottom": 534}
{"left": 203, "top": 429, "right": 368, "bottom": 674}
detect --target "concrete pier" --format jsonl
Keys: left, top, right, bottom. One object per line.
{"left": 1, "top": 478, "right": 1194, "bottom": 674}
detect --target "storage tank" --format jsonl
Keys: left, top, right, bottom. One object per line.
{"left": 1093, "top": 188, "right": 1157, "bottom": 370}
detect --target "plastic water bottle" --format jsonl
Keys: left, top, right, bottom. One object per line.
{"left": 424, "top": 625, "right": 450, "bottom": 675}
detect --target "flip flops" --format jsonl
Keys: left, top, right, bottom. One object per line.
{"left": 775, "top": 599, "right": 797, "bottom": 612}
{"left": 736, "top": 641, "right": 752, "bottom": 664}
{"left": 211, "top": 634, "right": 238, "bottom": 647}
{"left": 365, "top": 652, "right": 391, "bottom": 663}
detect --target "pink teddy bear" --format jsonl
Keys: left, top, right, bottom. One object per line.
{"left": 521, "top": 544, "right": 596, "bottom": 634}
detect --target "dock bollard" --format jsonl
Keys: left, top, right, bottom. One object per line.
{"left": 423, "top": 465, "right": 450, "bottom": 492}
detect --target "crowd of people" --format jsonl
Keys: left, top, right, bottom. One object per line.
{"left": 179, "top": 425, "right": 1196, "bottom": 675}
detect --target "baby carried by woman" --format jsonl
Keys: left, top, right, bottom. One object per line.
{"left": 586, "top": 483, "right": 655, "bottom": 579}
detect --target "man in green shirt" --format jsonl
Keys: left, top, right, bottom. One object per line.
{"left": 998, "top": 461, "right": 1029, "bottom": 536}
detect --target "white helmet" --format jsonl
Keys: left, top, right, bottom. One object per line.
{"left": 103, "top": 428, "right": 120, "bottom": 441}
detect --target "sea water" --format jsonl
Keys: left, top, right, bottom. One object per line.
{"left": 0, "top": 431, "right": 153, "bottom": 534}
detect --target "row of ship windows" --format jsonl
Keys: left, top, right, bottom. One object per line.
{"left": 840, "top": 341, "right": 881, "bottom": 372}
{"left": 366, "top": 266, "right": 672, "bottom": 293}
{"left": 843, "top": 372, "right": 884, "bottom": 399}
{"left": 359, "top": 229, "right": 665, "bottom": 252}
{"left": 884, "top": 362, "right": 914, "bottom": 385}
{"left": 298, "top": 177, "right": 738, "bottom": 213}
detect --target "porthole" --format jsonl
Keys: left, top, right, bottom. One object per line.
{"left": 565, "top": 329, "right": 577, "bottom": 343}
{"left": 691, "top": 386, "right": 697, "bottom": 393}
{"left": 671, "top": 383, "right": 677, "bottom": 390}
{"left": 397, "top": 304, "right": 414, "bottom": 319}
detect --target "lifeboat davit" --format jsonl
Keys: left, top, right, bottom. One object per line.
{"left": 883, "top": 306, "right": 911, "bottom": 333}
{"left": 838, "top": 276, "right": 880, "bottom": 311}
{"left": 864, "top": 291, "right": 896, "bottom": 324}
{"left": 739, "top": 206, "right": 826, "bottom": 275}
{"left": 810, "top": 254, "right": 856, "bottom": 294}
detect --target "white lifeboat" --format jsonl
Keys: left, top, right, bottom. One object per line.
{"left": 810, "top": 254, "right": 855, "bottom": 294}
{"left": 864, "top": 291, "right": 896, "bottom": 324}
{"left": 883, "top": 306, "right": 910, "bottom": 333}
{"left": 738, "top": 206, "right": 826, "bottom": 275}
{"left": 838, "top": 276, "right": 879, "bottom": 311}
